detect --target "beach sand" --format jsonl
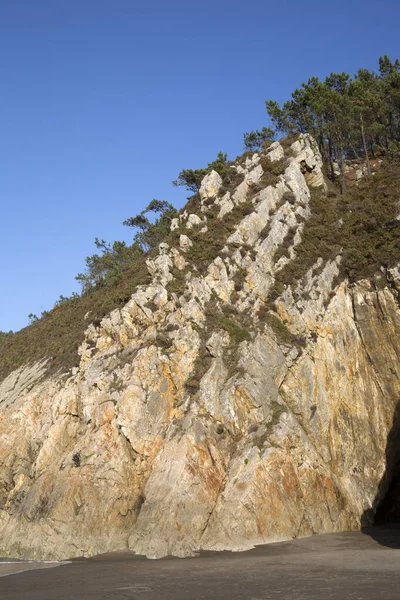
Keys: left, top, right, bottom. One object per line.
{"left": 0, "top": 560, "right": 67, "bottom": 578}
{"left": 0, "top": 525, "right": 400, "bottom": 599}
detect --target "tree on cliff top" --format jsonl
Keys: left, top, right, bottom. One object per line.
{"left": 173, "top": 151, "right": 229, "bottom": 193}
{"left": 260, "top": 55, "right": 400, "bottom": 192}
{"left": 243, "top": 126, "right": 275, "bottom": 151}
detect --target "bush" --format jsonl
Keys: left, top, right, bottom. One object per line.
{"left": 0, "top": 331, "right": 12, "bottom": 343}
{"left": 186, "top": 201, "right": 254, "bottom": 274}
{"left": 260, "top": 311, "right": 298, "bottom": 346}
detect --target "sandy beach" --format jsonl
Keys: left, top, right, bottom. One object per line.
{"left": 1, "top": 524, "right": 400, "bottom": 599}
{"left": 0, "top": 559, "right": 68, "bottom": 578}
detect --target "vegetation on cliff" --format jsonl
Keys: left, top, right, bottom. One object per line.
{"left": 1, "top": 55, "right": 400, "bottom": 383}
{"left": 272, "top": 157, "right": 400, "bottom": 296}
{"left": 263, "top": 55, "right": 400, "bottom": 192}
{"left": 75, "top": 199, "right": 178, "bottom": 294}
{"left": 172, "top": 151, "right": 230, "bottom": 193}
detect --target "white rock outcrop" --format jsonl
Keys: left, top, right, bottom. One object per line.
{"left": 199, "top": 169, "right": 222, "bottom": 201}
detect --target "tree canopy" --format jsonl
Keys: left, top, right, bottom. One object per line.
{"left": 173, "top": 151, "right": 229, "bottom": 192}
{"left": 261, "top": 55, "right": 400, "bottom": 191}
{"left": 123, "top": 199, "right": 177, "bottom": 251}
{"left": 76, "top": 199, "right": 177, "bottom": 293}
{"left": 243, "top": 126, "right": 275, "bottom": 151}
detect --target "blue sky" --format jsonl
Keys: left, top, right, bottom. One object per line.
{"left": 1, "top": 0, "right": 399, "bottom": 332}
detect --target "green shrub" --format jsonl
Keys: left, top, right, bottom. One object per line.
{"left": 186, "top": 201, "right": 254, "bottom": 274}
{"left": 258, "top": 310, "right": 298, "bottom": 346}
{"left": 282, "top": 191, "right": 296, "bottom": 205}
{"left": 273, "top": 226, "right": 297, "bottom": 263}
{"left": 214, "top": 315, "right": 250, "bottom": 344}
{"left": 155, "top": 333, "right": 173, "bottom": 350}
{"left": 0, "top": 331, "right": 12, "bottom": 343}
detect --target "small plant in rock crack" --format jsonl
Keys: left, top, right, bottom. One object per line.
{"left": 282, "top": 191, "right": 296, "bottom": 205}
{"left": 257, "top": 307, "right": 300, "bottom": 347}
{"left": 233, "top": 266, "right": 247, "bottom": 292}
{"left": 184, "top": 342, "right": 213, "bottom": 395}
{"left": 155, "top": 333, "right": 173, "bottom": 350}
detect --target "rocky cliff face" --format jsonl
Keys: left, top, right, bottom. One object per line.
{"left": 1, "top": 135, "right": 400, "bottom": 559}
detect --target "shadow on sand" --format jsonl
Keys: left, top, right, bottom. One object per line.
{"left": 361, "top": 401, "right": 400, "bottom": 548}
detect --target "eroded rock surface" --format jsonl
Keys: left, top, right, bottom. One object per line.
{"left": 1, "top": 135, "right": 400, "bottom": 560}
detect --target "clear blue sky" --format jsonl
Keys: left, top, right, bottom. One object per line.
{"left": 1, "top": 0, "right": 399, "bottom": 332}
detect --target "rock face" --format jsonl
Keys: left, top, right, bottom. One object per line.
{"left": 1, "top": 134, "right": 400, "bottom": 560}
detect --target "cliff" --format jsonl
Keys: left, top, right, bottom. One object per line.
{"left": 1, "top": 135, "right": 400, "bottom": 559}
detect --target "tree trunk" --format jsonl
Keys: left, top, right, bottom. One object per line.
{"left": 328, "top": 138, "right": 335, "bottom": 181}
{"left": 371, "top": 141, "right": 376, "bottom": 158}
{"left": 319, "top": 132, "right": 328, "bottom": 163}
{"left": 339, "top": 143, "right": 346, "bottom": 195}
{"left": 360, "top": 115, "right": 371, "bottom": 176}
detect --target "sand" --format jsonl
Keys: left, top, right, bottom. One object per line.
{"left": 1, "top": 525, "right": 400, "bottom": 599}
{"left": 0, "top": 560, "right": 68, "bottom": 578}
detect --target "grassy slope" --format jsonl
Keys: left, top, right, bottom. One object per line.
{"left": 0, "top": 256, "right": 153, "bottom": 382}
{"left": 273, "top": 157, "right": 400, "bottom": 295}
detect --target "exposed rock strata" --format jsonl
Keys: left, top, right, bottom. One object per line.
{"left": 1, "top": 135, "right": 400, "bottom": 559}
